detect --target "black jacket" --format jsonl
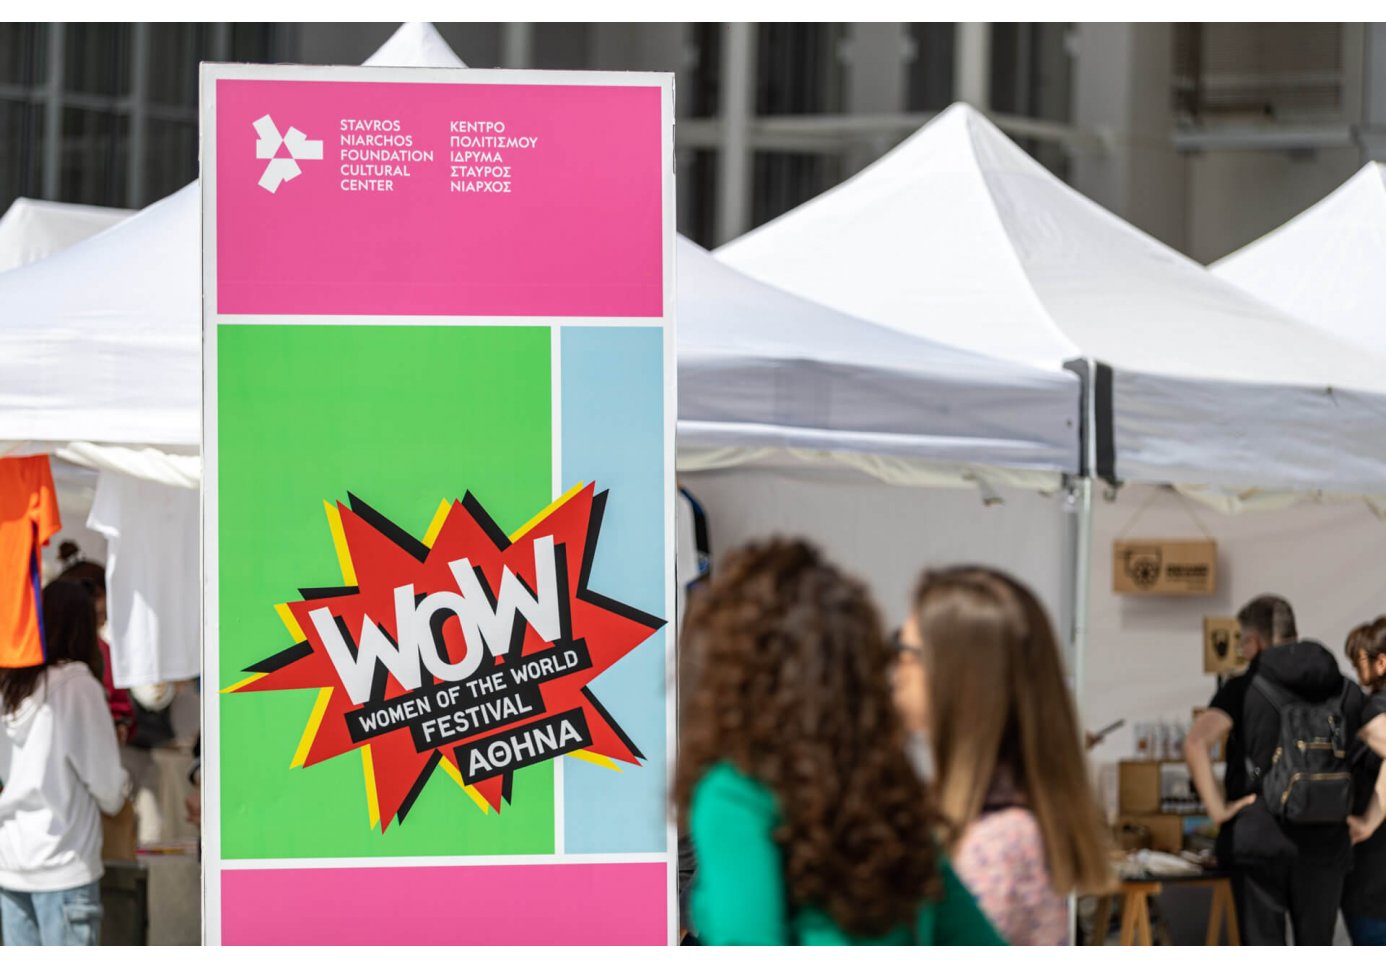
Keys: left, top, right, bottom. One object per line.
{"left": 1227, "top": 640, "right": 1364, "bottom": 869}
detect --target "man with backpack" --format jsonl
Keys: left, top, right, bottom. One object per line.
{"left": 1185, "top": 595, "right": 1365, "bottom": 945}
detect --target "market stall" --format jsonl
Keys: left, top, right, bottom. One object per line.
{"left": 676, "top": 233, "right": 1084, "bottom": 639}
{"left": 714, "top": 104, "right": 1386, "bottom": 917}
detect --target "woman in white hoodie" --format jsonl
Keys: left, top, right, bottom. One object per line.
{"left": 0, "top": 580, "right": 130, "bottom": 945}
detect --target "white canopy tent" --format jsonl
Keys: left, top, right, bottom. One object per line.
{"left": 718, "top": 103, "right": 1386, "bottom": 499}
{"left": 0, "top": 184, "right": 200, "bottom": 454}
{"left": 677, "top": 235, "right": 1085, "bottom": 649}
{"left": 1213, "top": 162, "right": 1386, "bottom": 359}
{"left": 675, "top": 238, "right": 1085, "bottom": 669}
{"left": 0, "top": 197, "right": 130, "bottom": 272}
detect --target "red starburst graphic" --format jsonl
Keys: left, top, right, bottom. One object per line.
{"left": 226, "top": 483, "right": 663, "bottom": 830}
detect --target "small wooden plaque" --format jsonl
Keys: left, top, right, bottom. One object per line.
{"left": 1203, "top": 616, "right": 1246, "bottom": 675}
{"left": 1113, "top": 539, "right": 1216, "bottom": 596}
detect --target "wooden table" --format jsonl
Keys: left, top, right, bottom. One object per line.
{"left": 1089, "top": 871, "right": 1240, "bottom": 946}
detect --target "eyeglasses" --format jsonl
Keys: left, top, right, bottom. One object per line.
{"left": 890, "top": 627, "right": 922, "bottom": 659}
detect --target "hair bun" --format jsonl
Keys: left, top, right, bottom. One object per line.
{"left": 57, "top": 540, "right": 81, "bottom": 563}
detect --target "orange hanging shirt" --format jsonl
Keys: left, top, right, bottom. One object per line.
{"left": 0, "top": 455, "right": 61, "bottom": 668}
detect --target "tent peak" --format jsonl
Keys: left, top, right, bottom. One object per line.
{"left": 878, "top": 100, "right": 1055, "bottom": 182}
{"left": 363, "top": 22, "right": 467, "bottom": 69}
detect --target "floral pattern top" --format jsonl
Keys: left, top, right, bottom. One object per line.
{"left": 953, "top": 806, "right": 1070, "bottom": 946}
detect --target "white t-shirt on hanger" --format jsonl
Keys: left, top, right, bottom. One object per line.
{"left": 87, "top": 471, "right": 200, "bottom": 688}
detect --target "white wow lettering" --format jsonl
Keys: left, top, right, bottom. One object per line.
{"left": 308, "top": 535, "right": 561, "bottom": 704}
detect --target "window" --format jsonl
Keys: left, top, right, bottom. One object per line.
{"left": 755, "top": 23, "right": 843, "bottom": 115}
{"left": 687, "top": 23, "right": 721, "bottom": 119}
{"left": 0, "top": 22, "right": 45, "bottom": 86}
{"left": 906, "top": 23, "right": 955, "bottom": 112}
{"left": 0, "top": 23, "right": 285, "bottom": 214}
{"left": 59, "top": 107, "right": 127, "bottom": 205}
{"left": 0, "top": 101, "right": 44, "bottom": 204}
{"left": 751, "top": 151, "right": 842, "bottom": 228}
{"left": 677, "top": 148, "right": 718, "bottom": 248}
{"left": 989, "top": 23, "right": 1072, "bottom": 179}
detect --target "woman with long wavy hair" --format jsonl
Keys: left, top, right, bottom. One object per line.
{"left": 893, "top": 566, "right": 1113, "bottom": 945}
{"left": 672, "top": 538, "right": 1003, "bottom": 945}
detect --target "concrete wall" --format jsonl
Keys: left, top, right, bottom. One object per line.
{"left": 1071, "top": 23, "right": 1189, "bottom": 253}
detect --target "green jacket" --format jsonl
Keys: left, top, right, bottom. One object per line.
{"left": 689, "top": 762, "right": 1007, "bottom": 946}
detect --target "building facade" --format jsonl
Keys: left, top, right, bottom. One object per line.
{"left": 2, "top": 22, "right": 1385, "bottom": 261}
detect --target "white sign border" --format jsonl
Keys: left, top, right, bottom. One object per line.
{"left": 199, "top": 62, "right": 678, "bottom": 946}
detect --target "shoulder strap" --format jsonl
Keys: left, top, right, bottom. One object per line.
{"left": 1251, "top": 675, "right": 1295, "bottom": 713}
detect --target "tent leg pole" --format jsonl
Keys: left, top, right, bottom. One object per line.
{"left": 1065, "top": 473, "right": 1094, "bottom": 944}
{"left": 1071, "top": 474, "right": 1093, "bottom": 714}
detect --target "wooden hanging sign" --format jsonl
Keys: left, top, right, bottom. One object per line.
{"left": 1112, "top": 539, "right": 1217, "bottom": 595}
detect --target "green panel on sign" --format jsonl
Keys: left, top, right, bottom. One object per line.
{"left": 217, "top": 325, "right": 554, "bottom": 859}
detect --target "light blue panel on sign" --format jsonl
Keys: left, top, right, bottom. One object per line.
{"left": 561, "top": 326, "right": 667, "bottom": 855}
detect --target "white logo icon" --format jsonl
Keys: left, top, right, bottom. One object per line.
{"left": 254, "top": 115, "right": 323, "bottom": 193}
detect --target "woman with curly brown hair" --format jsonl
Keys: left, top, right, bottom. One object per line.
{"left": 672, "top": 538, "right": 1003, "bottom": 945}
{"left": 893, "top": 566, "right": 1113, "bottom": 945}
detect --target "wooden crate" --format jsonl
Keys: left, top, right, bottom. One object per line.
{"left": 1119, "top": 760, "right": 1162, "bottom": 815}
{"left": 1118, "top": 813, "right": 1184, "bottom": 853}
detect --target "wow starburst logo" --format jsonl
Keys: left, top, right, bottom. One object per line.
{"left": 225, "top": 483, "right": 663, "bottom": 830}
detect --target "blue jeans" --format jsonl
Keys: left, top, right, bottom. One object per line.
{"left": 0, "top": 882, "right": 102, "bottom": 945}
{"left": 1346, "top": 914, "right": 1386, "bottom": 946}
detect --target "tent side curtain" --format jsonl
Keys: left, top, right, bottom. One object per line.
{"left": 678, "top": 348, "right": 1082, "bottom": 479}
{"left": 1111, "top": 370, "right": 1386, "bottom": 495}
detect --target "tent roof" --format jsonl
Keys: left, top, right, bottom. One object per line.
{"left": 1212, "top": 162, "right": 1386, "bottom": 359}
{"left": 0, "top": 184, "right": 199, "bottom": 446}
{"left": 718, "top": 103, "right": 1386, "bottom": 494}
{"left": 720, "top": 103, "right": 1381, "bottom": 391}
{"left": 677, "top": 236, "right": 1080, "bottom": 477}
{"left": 0, "top": 197, "right": 131, "bottom": 272}
{"left": 363, "top": 21, "right": 468, "bottom": 68}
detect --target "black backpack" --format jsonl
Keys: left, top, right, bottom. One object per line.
{"left": 1247, "top": 676, "right": 1353, "bottom": 825}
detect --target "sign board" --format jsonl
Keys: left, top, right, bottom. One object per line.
{"left": 1112, "top": 539, "right": 1217, "bottom": 596}
{"left": 201, "top": 64, "right": 675, "bottom": 945}
{"left": 1203, "top": 616, "right": 1246, "bottom": 675}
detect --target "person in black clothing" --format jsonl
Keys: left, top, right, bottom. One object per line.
{"left": 1184, "top": 594, "right": 1365, "bottom": 945}
{"left": 1344, "top": 619, "right": 1386, "bottom": 945}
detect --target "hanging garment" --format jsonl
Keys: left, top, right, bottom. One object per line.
{"left": 675, "top": 486, "right": 712, "bottom": 631}
{"left": 0, "top": 456, "right": 61, "bottom": 668}
{"left": 87, "top": 472, "right": 199, "bottom": 688}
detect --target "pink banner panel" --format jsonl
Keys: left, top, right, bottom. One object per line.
{"left": 214, "top": 79, "right": 663, "bottom": 317}
{"left": 220, "top": 862, "right": 668, "bottom": 945}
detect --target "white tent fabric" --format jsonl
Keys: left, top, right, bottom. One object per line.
{"left": 0, "top": 197, "right": 131, "bottom": 272}
{"left": 718, "top": 103, "right": 1386, "bottom": 497}
{"left": 0, "top": 185, "right": 200, "bottom": 448}
{"left": 363, "top": 20, "right": 467, "bottom": 67}
{"left": 676, "top": 237, "right": 1081, "bottom": 484}
{"left": 1213, "top": 162, "right": 1386, "bottom": 359}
